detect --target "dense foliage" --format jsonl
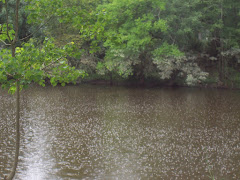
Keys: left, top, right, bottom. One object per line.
{"left": 1, "top": 0, "right": 240, "bottom": 88}
{"left": 0, "top": 39, "right": 84, "bottom": 92}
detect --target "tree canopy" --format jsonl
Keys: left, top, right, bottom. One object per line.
{"left": 0, "top": 38, "right": 84, "bottom": 93}
{"left": 0, "top": 0, "right": 240, "bottom": 87}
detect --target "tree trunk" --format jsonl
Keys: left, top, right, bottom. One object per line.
{"left": 4, "top": 0, "right": 21, "bottom": 177}
{"left": 5, "top": 81, "right": 20, "bottom": 180}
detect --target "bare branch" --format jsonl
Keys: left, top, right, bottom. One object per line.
{"left": 0, "top": 39, "right": 11, "bottom": 46}
{"left": 19, "top": 15, "right": 55, "bottom": 41}
{"left": 41, "top": 57, "right": 65, "bottom": 71}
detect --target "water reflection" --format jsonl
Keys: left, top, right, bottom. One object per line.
{"left": 0, "top": 85, "right": 240, "bottom": 179}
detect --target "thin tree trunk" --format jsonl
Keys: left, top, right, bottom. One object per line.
{"left": 220, "top": 0, "right": 226, "bottom": 86}
{"left": 5, "top": 81, "right": 20, "bottom": 180}
{"left": 4, "top": 0, "right": 21, "bottom": 177}
{"left": 110, "top": 72, "right": 113, "bottom": 86}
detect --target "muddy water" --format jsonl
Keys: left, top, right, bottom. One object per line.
{"left": 0, "top": 85, "right": 239, "bottom": 179}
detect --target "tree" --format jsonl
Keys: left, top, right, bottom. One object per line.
{"left": 161, "top": 0, "right": 203, "bottom": 52}
{"left": 0, "top": 0, "right": 85, "bottom": 179}
{"left": 200, "top": 0, "right": 240, "bottom": 85}
{"left": 88, "top": 0, "right": 171, "bottom": 83}
{"left": 24, "top": 0, "right": 104, "bottom": 77}
{"left": 0, "top": 0, "right": 31, "bottom": 41}
{"left": 156, "top": 0, "right": 240, "bottom": 86}
{"left": 83, "top": 0, "right": 207, "bottom": 85}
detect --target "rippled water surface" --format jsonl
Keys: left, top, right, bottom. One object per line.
{"left": 0, "top": 85, "right": 240, "bottom": 179}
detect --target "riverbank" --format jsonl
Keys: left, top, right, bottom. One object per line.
{"left": 80, "top": 78, "right": 240, "bottom": 90}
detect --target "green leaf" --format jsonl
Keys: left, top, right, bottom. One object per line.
{"left": 8, "top": 86, "right": 17, "bottom": 94}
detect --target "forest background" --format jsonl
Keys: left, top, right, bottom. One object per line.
{"left": 0, "top": 0, "right": 240, "bottom": 88}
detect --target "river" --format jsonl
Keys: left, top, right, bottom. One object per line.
{"left": 0, "top": 85, "right": 239, "bottom": 179}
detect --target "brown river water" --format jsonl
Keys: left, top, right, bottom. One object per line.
{"left": 0, "top": 85, "right": 239, "bottom": 179}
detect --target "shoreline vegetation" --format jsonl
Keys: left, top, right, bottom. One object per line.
{"left": 83, "top": 80, "right": 240, "bottom": 90}
{"left": 79, "top": 73, "right": 240, "bottom": 90}
{"left": 51, "top": 77, "right": 240, "bottom": 90}
{"left": 0, "top": 0, "right": 240, "bottom": 91}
